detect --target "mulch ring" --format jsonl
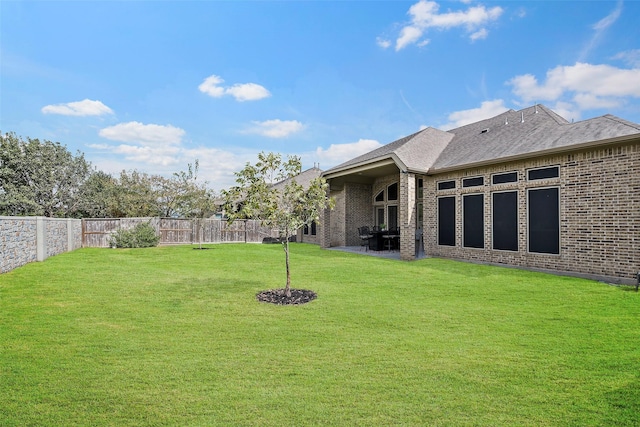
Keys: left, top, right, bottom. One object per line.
{"left": 256, "top": 289, "right": 317, "bottom": 305}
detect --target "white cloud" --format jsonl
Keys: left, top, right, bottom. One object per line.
{"left": 95, "top": 122, "right": 187, "bottom": 168}
{"left": 243, "top": 119, "right": 304, "bottom": 138}
{"left": 197, "top": 75, "right": 227, "bottom": 98}
{"left": 612, "top": 49, "right": 640, "bottom": 68}
{"left": 470, "top": 28, "right": 488, "bottom": 41}
{"left": 41, "top": 99, "right": 113, "bottom": 116}
{"left": 396, "top": 26, "right": 425, "bottom": 51}
{"left": 579, "top": 1, "right": 623, "bottom": 61}
{"left": 376, "top": 37, "right": 392, "bottom": 49}
{"left": 441, "top": 99, "right": 508, "bottom": 130}
{"left": 392, "top": 0, "right": 503, "bottom": 51}
{"left": 198, "top": 74, "right": 271, "bottom": 101}
{"left": 99, "top": 121, "right": 185, "bottom": 146}
{"left": 592, "top": 0, "right": 622, "bottom": 32}
{"left": 549, "top": 101, "right": 581, "bottom": 123}
{"left": 508, "top": 63, "right": 640, "bottom": 103}
{"left": 315, "top": 139, "right": 382, "bottom": 165}
{"left": 225, "top": 83, "right": 271, "bottom": 102}
{"left": 89, "top": 144, "right": 252, "bottom": 191}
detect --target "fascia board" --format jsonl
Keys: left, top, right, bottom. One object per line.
{"left": 322, "top": 157, "right": 398, "bottom": 179}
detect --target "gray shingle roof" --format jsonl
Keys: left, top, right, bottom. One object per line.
{"left": 432, "top": 105, "right": 640, "bottom": 171}
{"left": 323, "top": 104, "right": 640, "bottom": 177}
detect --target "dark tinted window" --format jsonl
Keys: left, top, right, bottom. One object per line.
{"left": 493, "top": 191, "right": 518, "bottom": 251}
{"left": 375, "top": 191, "right": 384, "bottom": 202}
{"left": 528, "top": 166, "right": 559, "bottom": 181}
{"left": 528, "top": 188, "right": 559, "bottom": 254}
{"left": 462, "top": 177, "right": 484, "bottom": 188}
{"left": 438, "top": 180, "right": 456, "bottom": 190}
{"left": 438, "top": 197, "right": 456, "bottom": 246}
{"left": 388, "top": 183, "right": 398, "bottom": 201}
{"left": 463, "top": 194, "right": 484, "bottom": 248}
{"left": 492, "top": 172, "right": 518, "bottom": 185}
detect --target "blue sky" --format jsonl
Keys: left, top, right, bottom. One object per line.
{"left": 2, "top": 0, "right": 639, "bottom": 191}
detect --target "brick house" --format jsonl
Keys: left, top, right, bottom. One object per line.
{"left": 320, "top": 105, "right": 640, "bottom": 285}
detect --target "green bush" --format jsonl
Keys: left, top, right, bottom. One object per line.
{"left": 109, "top": 221, "right": 160, "bottom": 248}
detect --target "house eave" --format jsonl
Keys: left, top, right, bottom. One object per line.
{"left": 428, "top": 133, "right": 640, "bottom": 175}
{"left": 323, "top": 156, "right": 404, "bottom": 179}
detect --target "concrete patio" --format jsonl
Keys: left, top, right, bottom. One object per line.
{"left": 327, "top": 245, "right": 427, "bottom": 260}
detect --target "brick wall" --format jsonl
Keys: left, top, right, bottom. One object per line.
{"left": 345, "top": 182, "right": 373, "bottom": 246}
{"left": 424, "top": 141, "right": 640, "bottom": 284}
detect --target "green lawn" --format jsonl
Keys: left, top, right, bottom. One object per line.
{"left": 1, "top": 244, "right": 638, "bottom": 426}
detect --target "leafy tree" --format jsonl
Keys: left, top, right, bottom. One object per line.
{"left": 223, "top": 152, "right": 334, "bottom": 297}
{"left": 72, "top": 170, "right": 118, "bottom": 218}
{"left": 108, "top": 170, "right": 162, "bottom": 218}
{"left": 167, "top": 161, "right": 217, "bottom": 248}
{"left": 0, "top": 132, "right": 92, "bottom": 217}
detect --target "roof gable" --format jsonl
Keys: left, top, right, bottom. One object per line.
{"left": 323, "top": 104, "right": 640, "bottom": 178}
{"left": 432, "top": 105, "right": 640, "bottom": 171}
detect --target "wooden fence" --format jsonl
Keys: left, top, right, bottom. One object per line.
{"left": 82, "top": 217, "right": 278, "bottom": 248}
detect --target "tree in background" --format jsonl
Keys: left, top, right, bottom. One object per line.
{"left": 0, "top": 132, "right": 92, "bottom": 217}
{"left": 1, "top": 132, "right": 217, "bottom": 220}
{"left": 108, "top": 170, "right": 163, "bottom": 218}
{"left": 72, "top": 170, "right": 118, "bottom": 218}
{"left": 223, "top": 152, "right": 334, "bottom": 298}
{"left": 167, "top": 161, "right": 217, "bottom": 248}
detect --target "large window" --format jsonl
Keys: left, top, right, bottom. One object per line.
{"left": 376, "top": 207, "right": 385, "bottom": 228}
{"left": 388, "top": 183, "right": 398, "bottom": 201}
{"left": 463, "top": 194, "right": 484, "bottom": 248}
{"left": 387, "top": 205, "right": 398, "bottom": 230}
{"left": 528, "top": 187, "right": 560, "bottom": 254}
{"left": 438, "top": 197, "right": 456, "bottom": 246}
{"left": 492, "top": 191, "right": 518, "bottom": 251}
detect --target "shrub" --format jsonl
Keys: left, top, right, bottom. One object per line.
{"left": 109, "top": 221, "right": 160, "bottom": 248}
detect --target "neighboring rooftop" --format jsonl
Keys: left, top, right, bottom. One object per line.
{"left": 272, "top": 166, "right": 323, "bottom": 190}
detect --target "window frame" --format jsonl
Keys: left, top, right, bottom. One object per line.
{"left": 491, "top": 171, "right": 518, "bottom": 185}
{"left": 527, "top": 186, "right": 560, "bottom": 255}
{"left": 437, "top": 180, "right": 456, "bottom": 191}
{"left": 491, "top": 190, "right": 519, "bottom": 252}
{"left": 462, "top": 193, "right": 484, "bottom": 249}
{"left": 462, "top": 176, "right": 484, "bottom": 188}
{"left": 527, "top": 166, "right": 560, "bottom": 181}
{"left": 437, "top": 196, "right": 456, "bottom": 247}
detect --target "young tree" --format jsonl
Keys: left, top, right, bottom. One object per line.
{"left": 223, "top": 152, "right": 334, "bottom": 298}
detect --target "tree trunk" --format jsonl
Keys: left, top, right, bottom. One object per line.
{"left": 283, "top": 230, "right": 291, "bottom": 298}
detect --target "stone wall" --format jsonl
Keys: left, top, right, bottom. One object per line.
{"left": 0, "top": 217, "right": 82, "bottom": 274}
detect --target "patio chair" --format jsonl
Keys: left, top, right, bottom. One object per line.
{"left": 383, "top": 227, "right": 400, "bottom": 251}
{"left": 358, "top": 226, "right": 373, "bottom": 251}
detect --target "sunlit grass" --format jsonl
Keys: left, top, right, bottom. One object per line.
{"left": 1, "top": 244, "right": 638, "bottom": 426}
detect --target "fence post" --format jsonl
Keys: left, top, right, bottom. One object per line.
{"left": 67, "top": 219, "right": 74, "bottom": 251}
{"left": 36, "top": 217, "right": 46, "bottom": 262}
